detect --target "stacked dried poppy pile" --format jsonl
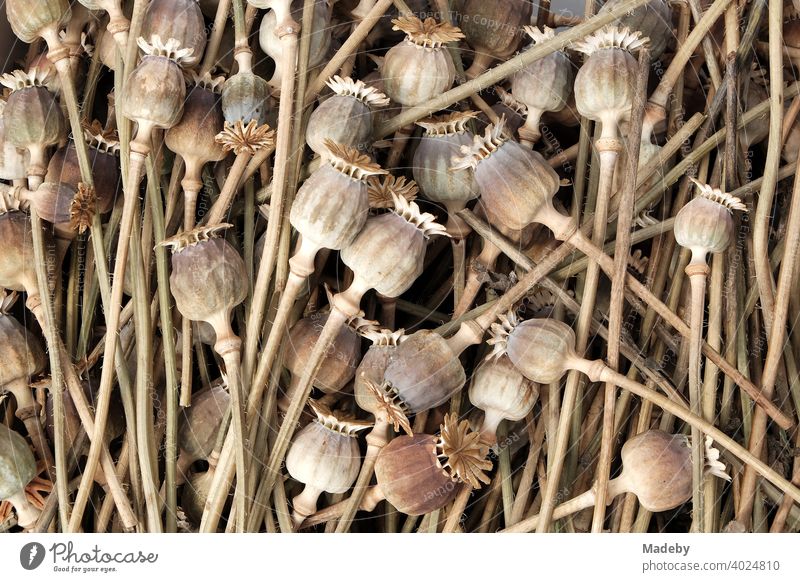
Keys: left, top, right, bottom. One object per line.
{"left": 1, "top": 0, "right": 800, "bottom": 535}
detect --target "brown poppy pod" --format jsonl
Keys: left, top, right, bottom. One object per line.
{"left": 353, "top": 328, "right": 406, "bottom": 415}
{"left": 598, "top": 0, "right": 672, "bottom": 60}
{"left": 0, "top": 98, "right": 29, "bottom": 182}
{"left": 175, "top": 382, "right": 230, "bottom": 484}
{"left": 221, "top": 71, "right": 271, "bottom": 125}
{"left": 0, "top": 426, "right": 40, "bottom": 528}
{"left": 456, "top": 0, "right": 532, "bottom": 79}
{"left": 381, "top": 16, "right": 463, "bottom": 107}
{"left": 142, "top": 0, "right": 207, "bottom": 69}
{"left": 5, "top": 0, "right": 70, "bottom": 44}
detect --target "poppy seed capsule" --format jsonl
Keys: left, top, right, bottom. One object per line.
{"left": 0, "top": 210, "right": 47, "bottom": 296}
{"left": 374, "top": 414, "right": 491, "bottom": 515}
{"left": 487, "top": 314, "right": 578, "bottom": 385}
{"left": 573, "top": 27, "right": 648, "bottom": 140}
{"left": 353, "top": 328, "right": 406, "bottom": 415}
{"left": 452, "top": 119, "right": 563, "bottom": 234}
{"left": 412, "top": 111, "right": 479, "bottom": 238}
{"left": 176, "top": 381, "right": 230, "bottom": 483}
{"left": 0, "top": 69, "right": 65, "bottom": 178}
{"left": 511, "top": 27, "right": 574, "bottom": 144}
{"left": 289, "top": 141, "right": 386, "bottom": 265}
{"left": 340, "top": 194, "right": 449, "bottom": 299}
{"left": 221, "top": 71, "right": 271, "bottom": 125}
{"left": 598, "top": 0, "right": 672, "bottom": 59}
{"left": 381, "top": 16, "right": 463, "bottom": 107}
{"left": 305, "top": 76, "right": 389, "bottom": 156}
{"left": 142, "top": 0, "right": 207, "bottom": 69}
{"left": 674, "top": 180, "right": 746, "bottom": 266}
{"left": 0, "top": 99, "right": 29, "bottom": 182}
{"left": 456, "top": 0, "right": 532, "bottom": 79}
{"left": 613, "top": 430, "right": 693, "bottom": 512}
{"left": 5, "top": 0, "right": 70, "bottom": 44}
{"left": 469, "top": 355, "right": 538, "bottom": 442}
{"left": 383, "top": 330, "right": 466, "bottom": 414}
{"left": 0, "top": 426, "right": 40, "bottom": 528}
{"left": 163, "top": 224, "right": 247, "bottom": 338}
{"left": 120, "top": 36, "right": 192, "bottom": 143}
{"left": 287, "top": 400, "right": 371, "bottom": 526}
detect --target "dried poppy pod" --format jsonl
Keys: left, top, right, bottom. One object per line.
{"left": 143, "top": 0, "right": 207, "bottom": 69}
{"left": 259, "top": 0, "right": 332, "bottom": 92}
{"left": 382, "top": 329, "right": 466, "bottom": 415}
{"left": 121, "top": 36, "right": 192, "bottom": 154}
{"left": 13, "top": 182, "right": 74, "bottom": 234}
{"left": 165, "top": 74, "right": 227, "bottom": 229}
{"left": 503, "top": 430, "right": 709, "bottom": 532}
{"left": 77, "top": 0, "right": 129, "bottom": 48}
{"left": 306, "top": 76, "right": 389, "bottom": 156}
{"left": 0, "top": 209, "right": 54, "bottom": 301}
{"left": 455, "top": 0, "right": 532, "bottom": 79}
{"left": 412, "top": 110, "right": 479, "bottom": 239}
{"left": 182, "top": 467, "right": 218, "bottom": 525}
{"left": 674, "top": 180, "right": 745, "bottom": 267}
{"left": 452, "top": 119, "right": 563, "bottom": 234}
{"left": 287, "top": 400, "right": 371, "bottom": 527}
{"left": 485, "top": 87, "right": 527, "bottom": 135}
{"left": 381, "top": 16, "right": 463, "bottom": 108}
{"left": 5, "top": 0, "right": 70, "bottom": 46}
{"left": 278, "top": 311, "right": 368, "bottom": 411}
{"left": 353, "top": 328, "right": 406, "bottom": 412}
{"left": 0, "top": 291, "right": 48, "bottom": 462}
{"left": 0, "top": 99, "right": 29, "bottom": 183}
{"left": 162, "top": 223, "right": 250, "bottom": 520}
{"left": 573, "top": 26, "right": 648, "bottom": 144}
{"left": 0, "top": 69, "right": 65, "bottom": 185}
{"left": 0, "top": 426, "right": 40, "bottom": 529}
{"left": 674, "top": 180, "right": 746, "bottom": 531}
{"left": 308, "top": 414, "right": 491, "bottom": 525}
{"left": 469, "top": 355, "right": 538, "bottom": 443}
{"left": 175, "top": 381, "right": 230, "bottom": 484}
{"left": 512, "top": 26, "right": 575, "bottom": 145}
{"left": 45, "top": 121, "right": 120, "bottom": 216}
{"left": 339, "top": 194, "right": 450, "bottom": 307}
{"left": 222, "top": 71, "right": 271, "bottom": 125}
{"left": 598, "top": 0, "right": 672, "bottom": 60}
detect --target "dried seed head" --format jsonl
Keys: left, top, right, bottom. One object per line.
{"left": 0, "top": 68, "right": 52, "bottom": 92}
{"left": 178, "top": 382, "right": 230, "bottom": 463}
{"left": 143, "top": 0, "right": 207, "bottom": 68}
{"left": 436, "top": 413, "right": 492, "bottom": 489}
{"left": 326, "top": 75, "right": 389, "bottom": 108}
{"left": 6, "top": 0, "right": 70, "bottom": 44}
{"left": 322, "top": 140, "right": 387, "bottom": 181}
{"left": 469, "top": 355, "right": 538, "bottom": 439}
{"left": 674, "top": 180, "right": 745, "bottom": 262}
{"left": 416, "top": 110, "right": 479, "bottom": 137}
{"left": 161, "top": 223, "right": 232, "bottom": 253}
{"left": 366, "top": 175, "right": 418, "bottom": 209}
{"left": 361, "top": 377, "right": 412, "bottom": 435}
{"left": 82, "top": 120, "right": 120, "bottom": 154}
{"left": 688, "top": 178, "right": 747, "bottom": 212}
{"left": 69, "top": 182, "right": 96, "bottom": 234}
{"left": 571, "top": 25, "right": 649, "bottom": 56}
{"left": 215, "top": 120, "right": 276, "bottom": 155}
{"left": 485, "top": 310, "right": 522, "bottom": 360}
{"left": 494, "top": 87, "right": 528, "bottom": 115}
{"left": 523, "top": 25, "right": 557, "bottom": 45}
{"left": 308, "top": 399, "right": 372, "bottom": 436}
{"left": 137, "top": 35, "right": 195, "bottom": 66}
{"left": 362, "top": 327, "right": 406, "bottom": 347}
{"left": 392, "top": 16, "right": 464, "bottom": 49}
{"left": 0, "top": 426, "right": 37, "bottom": 500}
{"left": 189, "top": 71, "right": 226, "bottom": 94}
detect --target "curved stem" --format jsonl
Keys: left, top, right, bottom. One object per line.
{"left": 300, "top": 485, "right": 385, "bottom": 529}
{"left": 687, "top": 266, "right": 709, "bottom": 532}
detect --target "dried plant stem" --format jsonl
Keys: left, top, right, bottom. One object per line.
{"left": 375, "top": 0, "right": 652, "bottom": 138}
{"left": 27, "top": 209, "right": 69, "bottom": 530}
{"left": 201, "top": 0, "right": 233, "bottom": 77}
{"left": 305, "top": 0, "right": 395, "bottom": 100}
{"left": 243, "top": 21, "right": 299, "bottom": 385}
{"left": 206, "top": 153, "right": 253, "bottom": 226}
{"left": 740, "top": 135, "right": 800, "bottom": 525}
{"left": 332, "top": 422, "right": 390, "bottom": 532}
{"left": 452, "top": 238, "right": 466, "bottom": 309}
{"left": 453, "top": 239, "right": 502, "bottom": 318}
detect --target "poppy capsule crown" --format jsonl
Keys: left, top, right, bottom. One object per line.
{"left": 381, "top": 16, "right": 463, "bottom": 107}
{"left": 353, "top": 328, "right": 406, "bottom": 414}
{"left": 305, "top": 75, "right": 389, "bottom": 156}
{"left": 674, "top": 179, "right": 747, "bottom": 265}
{"left": 451, "top": 118, "right": 562, "bottom": 233}
{"left": 598, "top": 0, "right": 673, "bottom": 59}
{"left": 142, "top": 0, "right": 207, "bottom": 69}
{"left": 341, "top": 192, "right": 449, "bottom": 298}
{"left": 290, "top": 140, "right": 386, "bottom": 252}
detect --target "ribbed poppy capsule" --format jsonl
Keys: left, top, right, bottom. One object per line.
{"left": 0, "top": 426, "right": 40, "bottom": 529}
{"left": 142, "top": 0, "right": 207, "bottom": 69}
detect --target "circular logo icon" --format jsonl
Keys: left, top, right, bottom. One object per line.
{"left": 19, "top": 542, "right": 46, "bottom": 570}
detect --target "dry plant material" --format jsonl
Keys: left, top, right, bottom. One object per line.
{"left": 0, "top": 425, "right": 41, "bottom": 529}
